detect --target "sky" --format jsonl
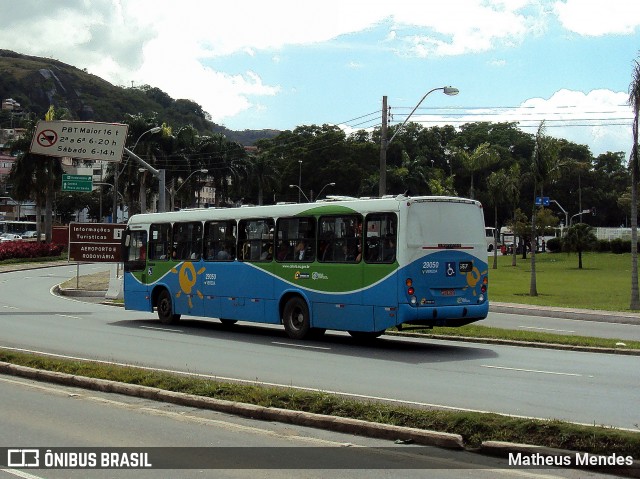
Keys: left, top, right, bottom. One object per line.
{"left": 1, "top": 0, "right": 639, "bottom": 158}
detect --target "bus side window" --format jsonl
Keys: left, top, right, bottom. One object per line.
{"left": 173, "top": 221, "right": 203, "bottom": 260}
{"left": 239, "top": 218, "right": 274, "bottom": 262}
{"left": 204, "top": 220, "right": 237, "bottom": 261}
{"left": 276, "top": 216, "right": 316, "bottom": 263}
{"left": 318, "top": 214, "right": 362, "bottom": 263}
{"left": 365, "top": 213, "right": 397, "bottom": 263}
{"left": 149, "top": 223, "right": 171, "bottom": 260}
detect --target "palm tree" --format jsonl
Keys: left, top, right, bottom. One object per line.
{"left": 486, "top": 169, "right": 509, "bottom": 269}
{"left": 247, "top": 152, "right": 279, "bottom": 205}
{"left": 563, "top": 223, "right": 597, "bottom": 269}
{"left": 8, "top": 108, "right": 66, "bottom": 241}
{"left": 454, "top": 142, "right": 500, "bottom": 199}
{"left": 628, "top": 56, "right": 640, "bottom": 309}
{"left": 529, "top": 121, "right": 560, "bottom": 296}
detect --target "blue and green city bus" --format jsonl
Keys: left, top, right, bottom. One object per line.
{"left": 121, "top": 195, "right": 489, "bottom": 340}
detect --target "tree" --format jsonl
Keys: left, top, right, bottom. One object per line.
{"left": 529, "top": 121, "right": 560, "bottom": 296}
{"left": 8, "top": 106, "right": 67, "bottom": 241}
{"left": 453, "top": 142, "right": 500, "bottom": 199}
{"left": 247, "top": 152, "right": 279, "bottom": 205}
{"left": 486, "top": 169, "right": 510, "bottom": 269}
{"left": 628, "top": 55, "right": 640, "bottom": 309}
{"left": 563, "top": 223, "right": 597, "bottom": 269}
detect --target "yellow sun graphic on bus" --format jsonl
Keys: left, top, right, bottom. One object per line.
{"left": 464, "top": 266, "right": 488, "bottom": 296}
{"left": 171, "top": 262, "right": 206, "bottom": 308}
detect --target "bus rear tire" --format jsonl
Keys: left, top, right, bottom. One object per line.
{"left": 283, "top": 297, "right": 311, "bottom": 340}
{"left": 157, "top": 289, "right": 181, "bottom": 324}
{"left": 220, "top": 318, "right": 237, "bottom": 327}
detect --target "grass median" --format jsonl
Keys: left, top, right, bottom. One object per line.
{"left": 1, "top": 347, "right": 639, "bottom": 457}
{"left": 488, "top": 251, "right": 633, "bottom": 311}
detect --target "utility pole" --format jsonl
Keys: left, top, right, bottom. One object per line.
{"left": 379, "top": 95, "right": 388, "bottom": 197}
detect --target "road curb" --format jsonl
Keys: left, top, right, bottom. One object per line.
{"left": 491, "top": 302, "right": 640, "bottom": 325}
{"left": 55, "top": 285, "right": 107, "bottom": 297}
{"left": 386, "top": 331, "right": 640, "bottom": 356}
{"left": 0, "top": 361, "right": 464, "bottom": 450}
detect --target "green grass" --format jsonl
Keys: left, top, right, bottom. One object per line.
{"left": 487, "top": 252, "right": 634, "bottom": 311}
{"left": 0, "top": 254, "right": 66, "bottom": 265}
{"left": 2, "top": 348, "right": 638, "bottom": 456}
{"left": 402, "top": 325, "right": 640, "bottom": 350}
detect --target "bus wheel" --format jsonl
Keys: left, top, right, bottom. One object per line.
{"left": 220, "top": 318, "right": 237, "bottom": 327}
{"left": 348, "top": 330, "right": 384, "bottom": 341}
{"left": 283, "top": 297, "right": 311, "bottom": 340}
{"left": 157, "top": 290, "right": 181, "bottom": 324}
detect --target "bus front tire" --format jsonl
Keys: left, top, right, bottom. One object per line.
{"left": 220, "top": 318, "right": 237, "bottom": 327}
{"left": 283, "top": 297, "right": 311, "bottom": 340}
{"left": 157, "top": 290, "right": 181, "bottom": 324}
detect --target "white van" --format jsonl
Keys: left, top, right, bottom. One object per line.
{"left": 485, "top": 227, "right": 501, "bottom": 252}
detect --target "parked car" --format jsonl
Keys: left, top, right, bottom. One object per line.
{"left": 21, "top": 231, "right": 38, "bottom": 238}
{"left": 0, "top": 233, "right": 23, "bottom": 242}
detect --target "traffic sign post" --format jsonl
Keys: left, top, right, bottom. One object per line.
{"left": 30, "top": 120, "right": 128, "bottom": 163}
{"left": 68, "top": 223, "right": 126, "bottom": 263}
{"left": 62, "top": 174, "right": 93, "bottom": 192}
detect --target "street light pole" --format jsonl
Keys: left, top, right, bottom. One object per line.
{"left": 289, "top": 184, "right": 310, "bottom": 202}
{"left": 298, "top": 160, "right": 302, "bottom": 203}
{"left": 379, "top": 86, "right": 459, "bottom": 197}
{"left": 171, "top": 169, "right": 208, "bottom": 210}
{"left": 316, "top": 182, "right": 336, "bottom": 201}
{"left": 114, "top": 126, "right": 162, "bottom": 222}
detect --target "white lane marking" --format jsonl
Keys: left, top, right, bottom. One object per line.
{"left": 518, "top": 326, "right": 575, "bottom": 333}
{"left": 55, "top": 314, "right": 83, "bottom": 320}
{"left": 481, "top": 364, "right": 593, "bottom": 378}
{"left": 2, "top": 345, "right": 620, "bottom": 431}
{"left": 271, "top": 341, "right": 331, "bottom": 350}
{"left": 2, "top": 305, "right": 19, "bottom": 310}
{"left": 0, "top": 468, "right": 46, "bottom": 479}
{"left": 140, "top": 325, "right": 183, "bottom": 333}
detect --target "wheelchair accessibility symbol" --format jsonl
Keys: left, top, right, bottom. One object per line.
{"left": 445, "top": 262, "right": 456, "bottom": 277}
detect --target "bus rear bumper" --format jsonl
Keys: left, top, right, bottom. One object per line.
{"left": 397, "top": 302, "right": 489, "bottom": 328}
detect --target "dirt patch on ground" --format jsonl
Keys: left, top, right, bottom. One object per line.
{"left": 59, "top": 271, "right": 110, "bottom": 291}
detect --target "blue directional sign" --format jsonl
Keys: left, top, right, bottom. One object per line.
{"left": 535, "top": 196, "right": 550, "bottom": 206}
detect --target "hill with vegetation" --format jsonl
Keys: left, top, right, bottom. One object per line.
{"left": 0, "top": 49, "right": 278, "bottom": 145}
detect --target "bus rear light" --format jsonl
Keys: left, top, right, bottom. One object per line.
{"left": 481, "top": 275, "right": 488, "bottom": 293}
{"left": 407, "top": 286, "right": 415, "bottom": 295}
{"left": 405, "top": 278, "right": 413, "bottom": 287}
{"left": 410, "top": 296, "right": 417, "bottom": 305}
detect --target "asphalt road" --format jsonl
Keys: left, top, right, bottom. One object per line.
{"left": 0, "top": 263, "right": 638, "bottom": 431}
{"left": 1, "top": 374, "right": 617, "bottom": 479}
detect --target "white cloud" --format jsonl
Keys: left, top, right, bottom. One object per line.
{"left": 0, "top": 0, "right": 638, "bottom": 138}
{"left": 404, "top": 89, "right": 632, "bottom": 156}
{"left": 553, "top": 0, "right": 640, "bottom": 36}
